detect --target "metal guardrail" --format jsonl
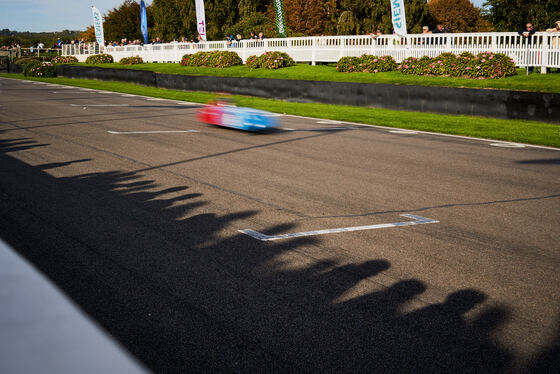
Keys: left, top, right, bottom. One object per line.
{"left": 63, "top": 32, "right": 560, "bottom": 72}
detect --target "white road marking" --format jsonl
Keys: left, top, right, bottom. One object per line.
{"left": 70, "top": 104, "right": 129, "bottom": 107}
{"left": 489, "top": 142, "right": 526, "bottom": 148}
{"left": 285, "top": 113, "right": 560, "bottom": 151}
{"left": 121, "top": 94, "right": 137, "bottom": 97}
{"left": 52, "top": 91, "right": 92, "bottom": 94}
{"left": 2, "top": 76, "right": 556, "bottom": 151}
{"left": 175, "top": 102, "right": 198, "bottom": 105}
{"left": 240, "top": 214, "right": 439, "bottom": 241}
{"left": 147, "top": 98, "right": 165, "bottom": 101}
{"left": 316, "top": 120, "right": 342, "bottom": 124}
{"left": 108, "top": 130, "right": 200, "bottom": 135}
{"left": 389, "top": 130, "right": 419, "bottom": 134}
{"left": 284, "top": 128, "right": 296, "bottom": 131}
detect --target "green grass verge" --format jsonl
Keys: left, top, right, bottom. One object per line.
{"left": 2, "top": 73, "right": 558, "bottom": 148}
{"left": 73, "top": 62, "right": 560, "bottom": 94}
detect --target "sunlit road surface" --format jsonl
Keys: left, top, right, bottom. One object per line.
{"left": 1, "top": 78, "right": 558, "bottom": 373}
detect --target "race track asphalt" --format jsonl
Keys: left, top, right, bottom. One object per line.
{"left": 1, "top": 77, "right": 559, "bottom": 373}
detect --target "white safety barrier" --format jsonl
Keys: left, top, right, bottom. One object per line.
{"left": 63, "top": 32, "right": 560, "bottom": 73}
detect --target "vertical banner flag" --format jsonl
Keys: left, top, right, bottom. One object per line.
{"left": 195, "top": 0, "right": 206, "bottom": 41}
{"left": 140, "top": 0, "right": 148, "bottom": 44}
{"left": 273, "top": 0, "right": 287, "bottom": 38}
{"left": 390, "top": 0, "right": 407, "bottom": 35}
{"left": 91, "top": 6, "right": 105, "bottom": 46}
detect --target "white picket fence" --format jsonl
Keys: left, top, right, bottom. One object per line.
{"left": 63, "top": 32, "right": 560, "bottom": 72}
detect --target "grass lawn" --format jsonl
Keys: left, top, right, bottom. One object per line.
{"left": 2, "top": 73, "right": 559, "bottom": 148}
{"left": 73, "top": 62, "right": 560, "bottom": 94}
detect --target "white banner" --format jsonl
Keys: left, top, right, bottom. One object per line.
{"left": 390, "top": 0, "right": 407, "bottom": 36}
{"left": 195, "top": 0, "right": 206, "bottom": 41}
{"left": 91, "top": 6, "right": 105, "bottom": 46}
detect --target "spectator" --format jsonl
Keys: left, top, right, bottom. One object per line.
{"left": 545, "top": 20, "right": 560, "bottom": 33}
{"left": 258, "top": 32, "right": 265, "bottom": 40}
{"left": 432, "top": 24, "right": 449, "bottom": 34}
{"left": 236, "top": 34, "right": 243, "bottom": 42}
{"left": 249, "top": 31, "right": 257, "bottom": 40}
{"left": 226, "top": 34, "right": 235, "bottom": 46}
{"left": 369, "top": 29, "right": 382, "bottom": 38}
{"left": 518, "top": 23, "right": 536, "bottom": 72}
{"left": 422, "top": 26, "right": 431, "bottom": 34}
{"left": 518, "top": 23, "right": 536, "bottom": 39}
{"left": 545, "top": 21, "right": 560, "bottom": 73}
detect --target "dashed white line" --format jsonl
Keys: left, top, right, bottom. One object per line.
{"left": 108, "top": 130, "right": 200, "bottom": 134}
{"left": 389, "top": 130, "right": 419, "bottom": 134}
{"left": 490, "top": 142, "right": 526, "bottom": 148}
{"left": 70, "top": 104, "right": 129, "bottom": 107}
{"left": 240, "top": 214, "right": 439, "bottom": 241}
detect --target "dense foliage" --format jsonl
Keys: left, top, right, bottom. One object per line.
{"left": 51, "top": 55, "right": 79, "bottom": 64}
{"left": 246, "top": 52, "right": 296, "bottom": 69}
{"left": 337, "top": 55, "right": 398, "bottom": 73}
{"left": 119, "top": 56, "right": 144, "bottom": 64}
{"left": 483, "top": 0, "right": 560, "bottom": 32}
{"left": 427, "top": 0, "right": 491, "bottom": 32}
{"left": 14, "top": 57, "right": 41, "bottom": 65}
{"left": 103, "top": 0, "right": 154, "bottom": 42}
{"left": 398, "top": 51, "right": 517, "bottom": 78}
{"left": 85, "top": 54, "right": 114, "bottom": 64}
{"left": 23, "top": 61, "right": 57, "bottom": 77}
{"left": 181, "top": 51, "right": 243, "bottom": 68}
{"left": 0, "top": 28, "right": 81, "bottom": 48}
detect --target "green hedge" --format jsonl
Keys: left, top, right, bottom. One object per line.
{"left": 85, "top": 54, "right": 114, "bottom": 64}
{"left": 23, "top": 61, "right": 57, "bottom": 77}
{"left": 337, "top": 55, "right": 398, "bottom": 73}
{"left": 398, "top": 51, "right": 517, "bottom": 79}
{"left": 246, "top": 52, "right": 295, "bottom": 69}
{"left": 119, "top": 56, "right": 144, "bottom": 65}
{"left": 51, "top": 55, "right": 79, "bottom": 64}
{"left": 180, "top": 51, "right": 242, "bottom": 68}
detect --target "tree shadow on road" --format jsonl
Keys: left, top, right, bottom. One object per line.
{"left": 0, "top": 136, "right": 524, "bottom": 373}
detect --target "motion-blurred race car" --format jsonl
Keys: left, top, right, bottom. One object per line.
{"left": 197, "top": 100, "right": 279, "bottom": 132}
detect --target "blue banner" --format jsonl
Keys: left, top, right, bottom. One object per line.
{"left": 91, "top": 6, "right": 104, "bottom": 46}
{"left": 140, "top": 0, "right": 148, "bottom": 44}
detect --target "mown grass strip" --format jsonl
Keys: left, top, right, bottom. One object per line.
{"left": 1, "top": 73, "right": 558, "bottom": 148}
{"left": 73, "top": 62, "right": 560, "bottom": 94}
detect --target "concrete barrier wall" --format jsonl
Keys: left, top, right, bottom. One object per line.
{"left": 56, "top": 65, "right": 560, "bottom": 124}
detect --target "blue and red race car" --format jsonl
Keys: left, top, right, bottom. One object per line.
{"left": 197, "top": 100, "right": 279, "bottom": 132}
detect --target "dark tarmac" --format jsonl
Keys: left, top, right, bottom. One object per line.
{"left": 1, "top": 77, "right": 559, "bottom": 373}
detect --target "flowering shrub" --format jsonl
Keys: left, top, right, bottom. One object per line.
{"left": 245, "top": 55, "right": 260, "bottom": 69}
{"left": 248, "top": 52, "right": 296, "bottom": 69}
{"left": 336, "top": 57, "right": 361, "bottom": 72}
{"left": 360, "top": 55, "right": 398, "bottom": 73}
{"left": 51, "top": 55, "right": 78, "bottom": 64}
{"left": 180, "top": 54, "right": 191, "bottom": 66}
{"left": 85, "top": 54, "right": 114, "bottom": 64}
{"left": 24, "top": 61, "right": 57, "bottom": 77}
{"left": 119, "top": 56, "right": 144, "bottom": 65}
{"left": 397, "top": 57, "right": 422, "bottom": 75}
{"left": 215, "top": 51, "right": 243, "bottom": 68}
{"left": 182, "top": 51, "right": 242, "bottom": 68}
{"left": 337, "top": 55, "right": 397, "bottom": 73}
{"left": 398, "top": 51, "right": 516, "bottom": 79}
{"left": 471, "top": 52, "right": 517, "bottom": 79}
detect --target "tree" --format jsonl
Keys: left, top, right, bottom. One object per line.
{"left": 484, "top": 0, "right": 560, "bottom": 31}
{"left": 104, "top": 0, "right": 154, "bottom": 42}
{"left": 80, "top": 26, "right": 96, "bottom": 42}
{"left": 282, "top": 0, "right": 328, "bottom": 35}
{"left": 427, "top": 0, "right": 490, "bottom": 32}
